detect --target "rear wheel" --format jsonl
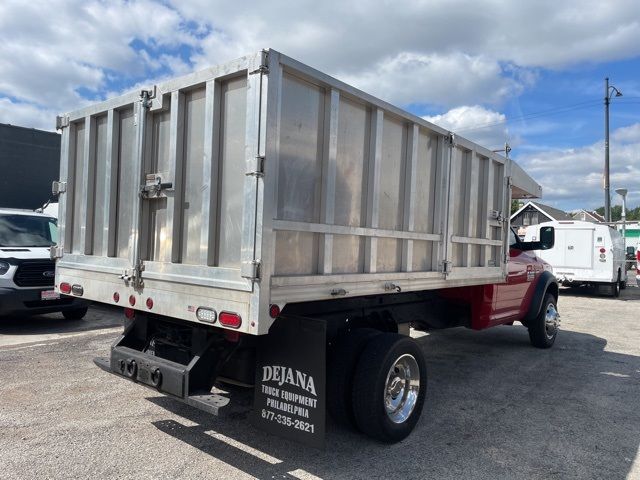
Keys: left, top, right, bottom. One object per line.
{"left": 327, "top": 328, "right": 381, "bottom": 428}
{"left": 610, "top": 274, "right": 621, "bottom": 297}
{"left": 352, "top": 333, "right": 427, "bottom": 442}
{"left": 528, "top": 294, "right": 559, "bottom": 349}
{"left": 62, "top": 306, "right": 88, "bottom": 320}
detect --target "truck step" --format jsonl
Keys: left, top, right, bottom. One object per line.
{"left": 94, "top": 356, "right": 110, "bottom": 373}
{"left": 181, "top": 392, "right": 230, "bottom": 415}
{"left": 94, "top": 355, "right": 234, "bottom": 416}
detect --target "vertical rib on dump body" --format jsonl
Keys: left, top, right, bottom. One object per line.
{"left": 54, "top": 49, "right": 541, "bottom": 335}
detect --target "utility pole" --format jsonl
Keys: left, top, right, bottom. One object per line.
{"left": 604, "top": 78, "right": 623, "bottom": 222}
{"left": 604, "top": 78, "right": 611, "bottom": 222}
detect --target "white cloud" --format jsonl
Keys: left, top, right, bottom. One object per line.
{"left": 613, "top": 123, "right": 640, "bottom": 143}
{"left": 515, "top": 123, "right": 640, "bottom": 210}
{"left": 338, "top": 53, "right": 526, "bottom": 108}
{"left": 423, "top": 105, "right": 511, "bottom": 150}
{"left": 177, "top": 0, "right": 640, "bottom": 72}
{"left": 0, "top": 0, "right": 198, "bottom": 125}
{"left": 1, "top": 0, "right": 638, "bottom": 129}
{"left": 0, "top": 98, "right": 57, "bottom": 131}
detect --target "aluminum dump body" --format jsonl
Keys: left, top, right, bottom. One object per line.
{"left": 54, "top": 49, "right": 541, "bottom": 335}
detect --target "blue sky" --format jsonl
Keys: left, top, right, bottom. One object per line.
{"left": 0, "top": 0, "right": 639, "bottom": 211}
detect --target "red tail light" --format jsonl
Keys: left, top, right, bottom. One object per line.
{"left": 60, "top": 282, "right": 71, "bottom": 294}
{"left": 599, "top": 248, "right": 606, "bottom": 254}
{"left": 146, "top": 297, "right": 153, "bottom": 309}
{"left": 124, "top": 308, "right": 135, "bottom": 319}
{"left": 269, "top": 304, "right": 281, "bottom": 318}
{"left": 129, "top": 295, "right": 136, "bottom": 306}
{"left": 113, "top": 292, "right": 120, "bottom": 303}
{"left": 219, "top": 311, "right": 242, "bottom": 329}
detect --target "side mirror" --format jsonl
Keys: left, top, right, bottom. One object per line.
{"left": 519, "top": 226, "right": 555, "bottom": 251}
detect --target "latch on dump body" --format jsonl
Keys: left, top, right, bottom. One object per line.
{"left": 489, "top": 210, "right": 505, "bottom": 223}
{"left": 119, "top": 261, "right": 145, "bottom": 289}
{"left": 140, "top": 174, "right": 173, "bottom": 199}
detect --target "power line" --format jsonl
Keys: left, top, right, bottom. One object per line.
{"left": 457, "top": 100, "right": 601, "bottom": 133}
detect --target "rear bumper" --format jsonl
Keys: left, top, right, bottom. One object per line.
{"left": 0, "top": 286, "right": 88, "bottom": 316}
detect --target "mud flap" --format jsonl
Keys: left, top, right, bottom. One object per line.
{"left": 252, "top": 315, "right": 326, "bottom": 448}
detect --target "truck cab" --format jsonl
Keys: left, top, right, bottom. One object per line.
{"left": 494, "top": 227, "right": 555, "bottom": 322}
{"left": 442, "top": 225, "right": 558, "bottom": 338}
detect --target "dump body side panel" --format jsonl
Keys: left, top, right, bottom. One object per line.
{"left": 264, "top": 52, "right": 515, "bottom": 306}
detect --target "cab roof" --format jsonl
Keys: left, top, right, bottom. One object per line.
{"left": 0, "top": 208, "right": 56, "bottom": 218}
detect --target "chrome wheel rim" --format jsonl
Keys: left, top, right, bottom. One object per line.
{"left": 544, "top": 303, "right": 559, "bottom": 339}
{"left": 384, "top": 354, "right": 420, "bottom": 424}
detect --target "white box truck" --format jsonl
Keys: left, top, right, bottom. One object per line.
{"left": 52, "top": 49, "right": 559, "bottom": 446}
{"left": 525, "top": 220, "right": 626, "bottom": 296}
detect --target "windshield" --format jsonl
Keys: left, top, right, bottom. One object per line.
{"left": 0, "top": 214, "right": 58, "bottom": 247}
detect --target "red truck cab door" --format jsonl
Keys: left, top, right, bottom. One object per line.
{"left": 492, "top": 229, "right": 538, "bottom": 322}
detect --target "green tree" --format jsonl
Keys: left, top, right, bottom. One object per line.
{"left": 595, "top": 205, "right": 639, "bottom": 222}
{"left": 510, "top": 200, "right": 521, "bottom": 215}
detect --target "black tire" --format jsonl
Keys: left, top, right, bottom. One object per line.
{"left": 528, "top": 294, "right": 559, "bottom": 349}
{"left": 327, "top": 328, "right": 381, "bottom": 428}
{"left": 62, "top": 306, "right": 88, "bottom": 320}
{"left": 611, "top": 277, "right": 621, "bottom": 297}
{"left": 618, "top": 270, "right": 626, "bottom": 290}
{"left": 352, "top": 333, "right": 427, "bottom": 443}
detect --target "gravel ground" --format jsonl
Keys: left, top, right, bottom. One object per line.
{"left": 1, "top": 286, "right": 639, "bottom": 480}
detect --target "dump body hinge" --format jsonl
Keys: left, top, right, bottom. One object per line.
{"left": 249, "top": 51, "right": 270, "bottom": 76}
{"left": 52, "top": 181, "right": 67, "bottom": 195}
{"left": 50, "top": 245, "right": 63, "bottom": 260}
{"left": 140, "top": 89, "right": 154, "bottom": 108}
{"left": 249, "top": 64, "right": 269, "bottom": 75}
{"left": 246, "top": 155, "right": 265, "bottom": 178}
{"left": 384, "top": 282, "right": 402, "bottom": 293}
{"left": 56, "top": 116, "right": 69, "bottom": 130}
{"left": 447, "top": 132, "right": 455, "bottom": 146}
{"left": 330, "top": 288, "right": 348, "bottom": 297}
{"left": 441, "top": 260, "right": 452, "bottom": 275}
{"left": 241, "top": 260, "right": 261, "bottom": 280}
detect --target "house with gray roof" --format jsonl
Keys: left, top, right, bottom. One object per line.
{"left": 510, "top": 201, "right": 573, "bottom": 238}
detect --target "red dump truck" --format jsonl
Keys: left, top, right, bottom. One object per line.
{"left": 52, "top": 49, "right": 559, "bottom": 446}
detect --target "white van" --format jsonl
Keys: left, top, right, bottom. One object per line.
{"left": 0, "top": 208, "right": 88, "bottom": 318}
{"left": 525, "top": 220, "right": 627, "bottom": 296}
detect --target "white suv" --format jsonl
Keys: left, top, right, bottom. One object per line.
{"left": 0, "top": 208, "right": 88, "bottom": 319}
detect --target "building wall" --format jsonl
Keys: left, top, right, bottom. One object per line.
{"left": 511, "top": 206, "right": 548, "bottom": 227}
{"left": 0, "top": 123, "right": 61, "bottom": 209}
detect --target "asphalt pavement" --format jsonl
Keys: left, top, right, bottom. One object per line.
{"left": 1, "top": 286, "right": 639, "bottom": 480}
